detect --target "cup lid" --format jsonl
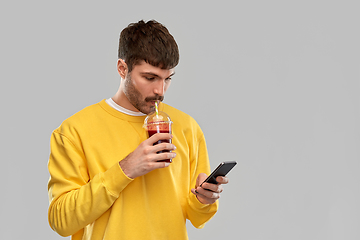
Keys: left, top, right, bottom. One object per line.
{"left": 144, "top": 111, "right": 171, "bottom": 125}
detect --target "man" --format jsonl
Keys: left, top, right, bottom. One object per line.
{"left": 48, "top": 20, "right": 229, "bottom": 240}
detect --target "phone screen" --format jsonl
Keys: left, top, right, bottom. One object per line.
{"left": 201, "top": 161, "right": 237, "bottom": 186}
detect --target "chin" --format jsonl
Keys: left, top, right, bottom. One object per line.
{"left": 137, "top": 106, "right": 152, "bottom": 115}
{"left": 135, "top": 101, "right": 156, "bottom": 115}
{"left": 141, "top": 103, "right": 156, "bottom": 114}
{"left": 148, "top": 106, "right": 156, "bottom": 113}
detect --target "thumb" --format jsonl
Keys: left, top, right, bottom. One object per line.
{"left": 196, "top": 173, "right": 208, "bottom": 188}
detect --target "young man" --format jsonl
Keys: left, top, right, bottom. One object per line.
{"left": 48, "top": 20, "right": 229, "bottom": 240}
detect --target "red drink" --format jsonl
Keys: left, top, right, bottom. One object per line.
{"left": 144, "top": 109, "right": 173, "bottom": 163}
{"left": 146, "top": 123, "right": 172, "bottom": 163}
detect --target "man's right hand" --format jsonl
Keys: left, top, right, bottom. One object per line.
{"left": 119, "top": 133, "right": 176, "bottom": 179}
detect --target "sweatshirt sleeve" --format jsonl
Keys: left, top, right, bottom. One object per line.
{"left": 47, "top": 130, "right": 133, "bottom": 237}
{"left": 186, "top": 131, "right": 219, "bottom": 228}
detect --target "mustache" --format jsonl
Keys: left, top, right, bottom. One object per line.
{"left": 145, "top": 95, "right": 164, "bottom": 102}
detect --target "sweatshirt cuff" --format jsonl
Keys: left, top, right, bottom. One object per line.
{"left": 102, "top": 162, "right": 133, "bottom": 197}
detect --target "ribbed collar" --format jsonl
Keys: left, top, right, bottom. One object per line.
{"left": 98, "top": 99, "right": 165, "bottom": 123}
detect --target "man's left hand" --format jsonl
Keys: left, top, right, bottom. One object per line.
{"left": 191, "top": 173, "right": 229, "bottom": 205}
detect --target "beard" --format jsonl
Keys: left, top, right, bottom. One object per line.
{"left": 123, "top": 75, "right": 164, "bottom": 114}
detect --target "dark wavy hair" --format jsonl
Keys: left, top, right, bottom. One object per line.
{"left": 118, "top": 20, "right": 179, "bottom": 72}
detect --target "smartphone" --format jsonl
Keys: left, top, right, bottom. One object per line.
{"left": 201, "top": 161, "right": 237, "bottom": 186}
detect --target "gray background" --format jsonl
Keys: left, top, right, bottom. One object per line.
{"left": 1, "top": 0, "right": 359, "bottom": 239}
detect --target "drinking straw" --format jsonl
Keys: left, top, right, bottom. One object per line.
{"left": 155, "top": 101, "right": 159, "bottom": 116}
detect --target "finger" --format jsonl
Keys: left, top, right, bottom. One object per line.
{"left": 196, "top": 173, "right": 208, "bottom": 188}
{"left": 191, "top": 189, "right": 217, "bottom": 205}
{"left": 215, "top": 176, "right": 229, "bottom": 184}
{"left": 150, "top": 160, "right": 171, "bottom": 169}
{"left": 196, "top": 187, "right": 221, "bottom": 199}
{"left": 152, "top": 151, "right": 177, "bottom": 162}
{"left": 191, "top": 188, "right": 203, "bottom": 197}
{"left": 148, "top": 133, "right": 173, "bottom": 144}
{"left": 152, "top": 142, "right": 176, "bottom": 153}
{"left": 201, "top": 182, "right": 223, "bottom": 193}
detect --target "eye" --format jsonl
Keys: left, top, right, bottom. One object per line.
{"left": 145, "top": 76, "right": 155, "bottom": 81}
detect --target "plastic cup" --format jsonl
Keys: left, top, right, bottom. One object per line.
{"left": 143, "top": 111, "right": 173, "bottom": 163}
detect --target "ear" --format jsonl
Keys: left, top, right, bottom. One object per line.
{"left": 117, "top": 59, "right": 128, "bottom": 79}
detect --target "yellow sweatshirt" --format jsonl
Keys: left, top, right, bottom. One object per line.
{"left": 48, "top": 100, "right": 218, "bottom": 240}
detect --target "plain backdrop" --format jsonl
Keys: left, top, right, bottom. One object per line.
{"left": 1, "top": 1, "right": 359, "bottom": 239}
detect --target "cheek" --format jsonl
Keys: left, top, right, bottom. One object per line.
{"left": 164, "top": 81, "right": 171, "bottom": 92}
{"left": 139, "top": 85, "right": 152, "bottom": 97}
{"left": 132, "top": 80, "right": 149, "bottom": 97}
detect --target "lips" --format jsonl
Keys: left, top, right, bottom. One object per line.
{"left": 149, "top": 101, "right": 157, "bottom": 106}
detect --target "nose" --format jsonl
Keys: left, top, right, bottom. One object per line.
{"left": 153, "top": 79, "right": 165, "bottom": 96}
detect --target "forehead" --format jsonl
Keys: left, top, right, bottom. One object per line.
{"left": 132, "top": 60, "right": 175, "bottom": 77}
